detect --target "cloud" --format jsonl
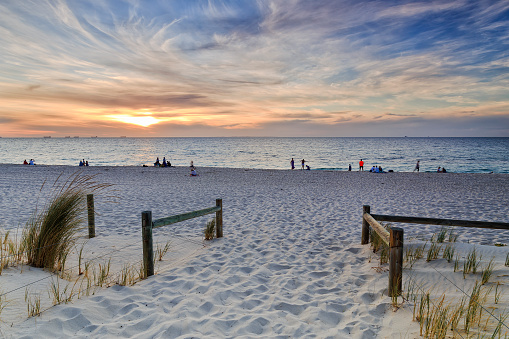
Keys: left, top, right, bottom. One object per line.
{"left": 0, "top": 0, "right": 507, "bottom": 137}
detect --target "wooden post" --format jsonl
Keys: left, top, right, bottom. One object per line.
{"left": 142, "top": 211, "right": 154, "bottom": 278}
{"left": 87, "top": 194, "right": 95, "bottom": 238}
{"left": 389, "top": 227, "right": 404, "bottom": 297}
{"left": 361, "top": 205, "right": 370, "bottom": 244}
{"left": 216, "top": 199, "right": 223, "bottom": 238}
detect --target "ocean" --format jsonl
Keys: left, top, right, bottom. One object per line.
{"left": 0, "top": 137, "right": 507, "bottom": 173}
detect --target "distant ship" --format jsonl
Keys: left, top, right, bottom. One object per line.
{"left": 73, "top": 136, "right": 79, "bottom": 138}
{"left": 120, "top": 136, "right": 127, "bottom": 138}
{"left": 91, "top": 136, "right": 98, "bottom": 138}
{"left": 43, "top": 136, "right": 51, "bottom": 138}
{"left": 65, "top": 136, "right": 71, "bottom": 138}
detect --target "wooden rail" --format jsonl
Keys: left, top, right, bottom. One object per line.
{"left": 153, "top": 206, "right": 221, "bottom": 229}
{"left": 363, "top": 212, "right": 390, "bottom": 245}
{"left": 142, "top": 199, "right": 223, "bottom": 278}
{"left": 361, "top": 205, "right": 509, "bottom": 297}
{"left": 362, "top": 206, "right": 403, "bottom": 297}
{"left": 370, "top": 214, "right": 509, "bottom": 230}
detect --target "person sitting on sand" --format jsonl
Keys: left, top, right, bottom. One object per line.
{"left": 79, "top": 160, "right": 84, "bottom": 166}
{"left": 437, "top": 167, "right": 441, "bottom": 172}
{"left": 85, "top": 161, "right": 89, "bottom": 166}
{"left": 29, "top": 159, "right": 35, "bottom": 165}
{"left": 190, "top": 168, "right": 198, "bottom": 176}
{"left": 190, "top": 160, "right": 194, "bottom": 169}
{"left": 306, "top": 165, "right": 311, "bottom": 170}
{"left": 378, "top": 165, "right": 383, "bottom": 173}
{"left": 23, "top": 159, "right": 28, "bottom": 165}
{"left": 154, "top": 157, "right": 160, "bottom": 167}
{"left": 442, "top": 167, "right": 447, "bottom": 173}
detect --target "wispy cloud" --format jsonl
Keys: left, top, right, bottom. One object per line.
{"left": 0, "top": 0, "right": 507, "bottom": 136}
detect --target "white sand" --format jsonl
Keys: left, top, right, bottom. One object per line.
{"left": 0, "top": 164, "right": 508, "bottom": 338}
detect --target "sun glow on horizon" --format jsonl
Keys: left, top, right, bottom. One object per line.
{"left": 108, "top": 114, "right": 160, "bottom": 127}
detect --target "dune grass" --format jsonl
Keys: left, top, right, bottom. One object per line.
{"left": 463, "top": 247, "right": 482, "bottom": 278}
{"left": 402, "top": 241, "right": 508, "bottom": 338}
{"left": 21, "top": 172, "right": 110, "bottom": 272}
{"left": 204, "top": 218, "right": 216, "bottom": 240}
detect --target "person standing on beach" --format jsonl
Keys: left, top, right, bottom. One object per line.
{"left": 359, "top": 159, "right": 364, "bottom": 171}
{"left": 301, "top": 159, "right": 305, "bottom": 170}
{"left": 413, "top": 160, "right": 420, "bottom": 172}
{"left": 348, "top": 164, "right": 351, "bottom": 171}
{"left": 290, "top": 158, "right": 295, "bottom": 170}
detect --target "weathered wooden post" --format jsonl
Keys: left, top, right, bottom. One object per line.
{"left": 216, "top": 198, "right": 223, "bottom": 238}
{"left": 142, "top": 211, "right": 154, "bottom": 278}
{"left": 361, "top": 205, "right": 370, "bottom": 244}
{"left": 389, "top": 227, "right": 404, "bottom": 297}
{"left": 87, "top": 194, "right": 95, "bottom": 238}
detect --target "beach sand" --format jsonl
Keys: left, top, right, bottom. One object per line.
{"left": 0, "top": 164, "right": 508, "bottom": 338}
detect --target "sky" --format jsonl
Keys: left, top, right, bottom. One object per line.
{"left": 0, "top": 0, "right": 508, "bottom": 137}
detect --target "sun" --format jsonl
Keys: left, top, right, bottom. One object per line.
{"left": 109, "top": 114, "right": 160, "bottom": 127}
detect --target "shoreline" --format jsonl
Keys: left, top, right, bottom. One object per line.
{"left": 0, "top": 163, "right": 507, "bottom": 174}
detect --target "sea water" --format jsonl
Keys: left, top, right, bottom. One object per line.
{"left": 0, "top": 137, "right": 507, "bottom": 173}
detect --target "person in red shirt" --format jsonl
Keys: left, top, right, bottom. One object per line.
{"left": 359, "top": 159, "right": 364, "bottom": 171}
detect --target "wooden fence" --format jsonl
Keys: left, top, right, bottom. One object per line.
{"left": 142, "top": 199, "right": 223, "bottom": 278}
{"left": 361, "top": 205, "right": 509, "bottom": 297}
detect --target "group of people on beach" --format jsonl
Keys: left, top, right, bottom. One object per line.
{"left": 356, "top": 160, "right": 384, "bottom": 173}
{"left": 292, "top": 158, "right": 447, "bottom": 173}
{"left": 23, "top": 159, "right": 36, "bottom": 165}
{"left": 290, "top": 158, "right": 311, "bottom": 170}
{"left": 78, "top": 159, "right": 89, "bottom": 166}
{"left": 148, "top": 158, "right": 198, "bottom": 176}
{"left": 154, "top": 157, "right": 172, "bottom": 167}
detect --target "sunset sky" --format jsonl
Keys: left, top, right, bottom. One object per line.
{"left": 1, "top": 0, "right": 508, "bottom": 137}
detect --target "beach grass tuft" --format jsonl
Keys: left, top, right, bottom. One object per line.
{"left": 94, "top": 259, "right": 111, "bottom": 287}
{"left": 481, "top": 258, "right": 495, "bottom": 285}
{"left": 448, "top": 229, "right": 458, "bottom": 243}
{"left": 22, "top": 172, "right": 111, "bottom": 272}
{"left": 494, "top": 282, "right": 501, "bottom": 304}
{"left": 433, "top": 227, "right": 448, "bottom": 243}
{"left": 155, "top": 241, "right": 171, "bottom": 262}
{"left": 24, "top": 289, "right": 41, "bottom": 318}
{"left": 404, "top": 243, "right": 426, "bottom": 269}
{"left": 426, "top": 242, "right": 441, "bottom": 262}
{"left": 442, "top": 243, "right": 455, "bottom": 263}
{"left": 204, "top": 218, "right": 215, "bottom": 240}
{"left": 117, "top": 263, "right": 140, "bottom": 286}
{"left": 454, "top": 254, "right": 461, "bottom": 272}
{"left": 463, "top": 247, "right": 481, "bottom": 278}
